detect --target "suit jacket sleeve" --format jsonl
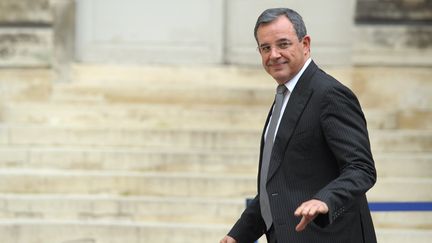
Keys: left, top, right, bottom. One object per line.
{"left": 227, "top": 195, "right": 266, "bottom": 243}
{"left": 313, "top": 83, "right": 377, "bottom": 226}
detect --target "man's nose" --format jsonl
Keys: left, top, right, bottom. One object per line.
{"left": 270, "top": 48, "right": 281, "bottom": 58}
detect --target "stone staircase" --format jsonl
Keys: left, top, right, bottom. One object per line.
{"left": 0, "top": 64, "right": 431, "bottom": 243}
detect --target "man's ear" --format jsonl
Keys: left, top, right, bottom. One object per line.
{"left": 302, "top": 35, "right": 311, "bottom": 53}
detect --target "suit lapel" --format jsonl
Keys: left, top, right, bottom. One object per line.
{"left": 266, "top": 61, "right": 318, "bottom": 182}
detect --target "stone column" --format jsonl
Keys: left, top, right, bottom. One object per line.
{"left": 51, "top": 0, "right": 76, "bottom": 82}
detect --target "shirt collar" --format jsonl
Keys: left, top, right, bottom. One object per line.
{"left": 284, "top": 58, "right": 312, "bottom": 93}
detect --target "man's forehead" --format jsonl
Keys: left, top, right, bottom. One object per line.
{"left": 257, "top": 19, "right": 295, "bottom": 37}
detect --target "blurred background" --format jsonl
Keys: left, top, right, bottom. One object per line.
{"left": 0, "top": 0, "right": 431, "bottom": 242}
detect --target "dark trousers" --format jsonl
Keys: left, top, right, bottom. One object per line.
{"left": 265, "top": 225, "right": 277, "bottom": 243}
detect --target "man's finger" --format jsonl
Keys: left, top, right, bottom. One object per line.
{"left": 295, "top": 216, "right": 310, "bottom": 232}
{"left": 294, "top": 204, "right": 304, "bottom": 216}
{"left": 308, "top": 205, "right": 318, "bottom": 216}
{"left": 294, "top": 199, "right": 329, "bottom": 231}
{"left": 295, "top": 202, "right": 310, "bottom": 216}
{"left": 295, "top": 200, "right": 329, "bottom": 217}
{"left": 319, "top": 203, "right": 329, "bottom": 213}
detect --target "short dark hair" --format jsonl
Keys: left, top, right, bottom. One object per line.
{"left": 254, "top": 8, "right": 307, "bottom": 43}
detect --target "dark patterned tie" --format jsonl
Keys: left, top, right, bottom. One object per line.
{"left": 260, "top": 84, "right": 287, "bottom": 230}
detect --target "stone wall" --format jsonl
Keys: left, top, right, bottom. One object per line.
{"left": 354, "top": 0, "right": 432, "bottom": 66}
{"left": 355, "top": 0, "right": 432, "bottom": 23}
{"left": 0, "top": 0, "right": 52, "bottom": 67}
{"left": 0, "top": 0, "right": 51, "bottom": 24}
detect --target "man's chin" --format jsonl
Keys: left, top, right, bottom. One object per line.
{"left": 270, "top": 73, "right": 289, "bottom": 84}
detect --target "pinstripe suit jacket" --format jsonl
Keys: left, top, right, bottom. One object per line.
{"left": 228, "top": 61, "right": 377, "bottom": 243}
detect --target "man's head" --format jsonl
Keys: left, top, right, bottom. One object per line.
{"left": 254, "top": 8, "right": 307, "bottom": 43}
{"left": 254, "top": 8, "right": 311, "bottom": 84}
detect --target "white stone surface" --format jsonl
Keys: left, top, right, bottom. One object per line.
{"left": 75, "top": 0, "right": 224, "bottom": 64}
{"left": 74, "top": 0, "right": 356, "bottom": 66}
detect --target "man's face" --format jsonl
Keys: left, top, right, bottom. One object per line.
{"left": 256, "top": 16, "right": 310, "bottom": 84}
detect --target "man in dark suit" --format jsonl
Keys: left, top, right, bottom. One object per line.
{"left": 220, "top": 8, "right": 377, "bottom": 243}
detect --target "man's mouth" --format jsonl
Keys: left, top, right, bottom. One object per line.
{"left": 269, "top": 62, "right": 287, "bottom": 68}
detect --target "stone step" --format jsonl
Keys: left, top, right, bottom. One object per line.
{"left": 0, "top": 170, "right": 430, "bottom": 201}
{"left": 375, "top": 229, "right": 432, "bottom": 243}
{"left": 0, "top": 169, "right": 256, "bottom": 198}
{"left": 374, "top": 152, "right": 432, "bottom": 178}
{"left": 0, "top": 194, "right": 430, "bottom": 230}
{"left": 370, "top": 130, "right": 432, "bottom": 152}
{"left": 392, "top": 110, "right": 432, "bottom": 130}
{"left": 0, "top": 219, "right": 430, "bottom": 243}
{"left": 348, "top": 67, "right": 432, "bottom": 112}
{"left": 4, "top": 101, "right": 432, "bottom": 129}
{"left": 69, "top": 65, "right": 432, "bottom": 94}
{"left": 364, "top": 109, "right": 432, "bottom": 130}
{"left": 0, "top": 102, "right": 268, "bottom": 129}
{"left": 1, "top": 65, "right": 431, "bottom": 110}
{"left": 0, "top": 147, "right": 430, "bottom": 178}
{"left": 367, "top": 177, "right": 432, "bottom": 201}
{"left": 0, "top": 125, "right": 261, "bottom": 150}
{"left": 0, "top": 125, "right": 431, "bottom": 152}
{"left": 0, "top": 194, "right": 242, "bottom": 225}
{"left": 0, "top": 219, "right": 228, "bottom": 243}
{"left": 0, "top": 68, "right": 52, "bottom": 101}
{"left": 68, "top": 63, "right": 269, "bottom": 87}
{"left": 0, "top": 146, "right": 259, "bottom": 174}
{"left": 52, "top": 77, "right": 432, "bottom": 113}
{"left": 61, "top": 64, "right": 432, "bottom": 110}
{"left": 52, "top": 76, "right": 273, "bottom": 106}
{"left": 372, "top": 211, "right": 432, "bottom": 231}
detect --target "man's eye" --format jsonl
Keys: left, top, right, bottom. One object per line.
{"left": 260, "top": 46, "right": 271, "bottom": 52}
{"left": 278, "top": 42, "right": 290, "bottom": 49}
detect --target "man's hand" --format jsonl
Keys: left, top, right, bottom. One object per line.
{"left": 294, "top": 199, "right": 329, "bottom": 232}
{"left": 220, "top": 235, "right": 237, "bottom": 243}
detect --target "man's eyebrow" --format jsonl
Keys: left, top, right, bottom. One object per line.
{"left": 259, "top": 38, "right": 293, "bottom": 47}
{"left": 276, "top": 38, "right": 291, "bottom": 43}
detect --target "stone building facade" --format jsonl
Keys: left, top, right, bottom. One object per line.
{"left": 0, "top": 0, "right": 431, "bottom": 70}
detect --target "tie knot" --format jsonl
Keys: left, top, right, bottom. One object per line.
{"left": 276, "top": 84, "right": 287, "bottom": 95}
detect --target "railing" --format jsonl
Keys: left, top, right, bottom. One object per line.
{"left": 368, "top": 202, "right": 432, "bottom": 211}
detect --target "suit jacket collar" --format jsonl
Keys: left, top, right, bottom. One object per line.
{"left": 265, "top": 61, "right": 318, "bottom": 182}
